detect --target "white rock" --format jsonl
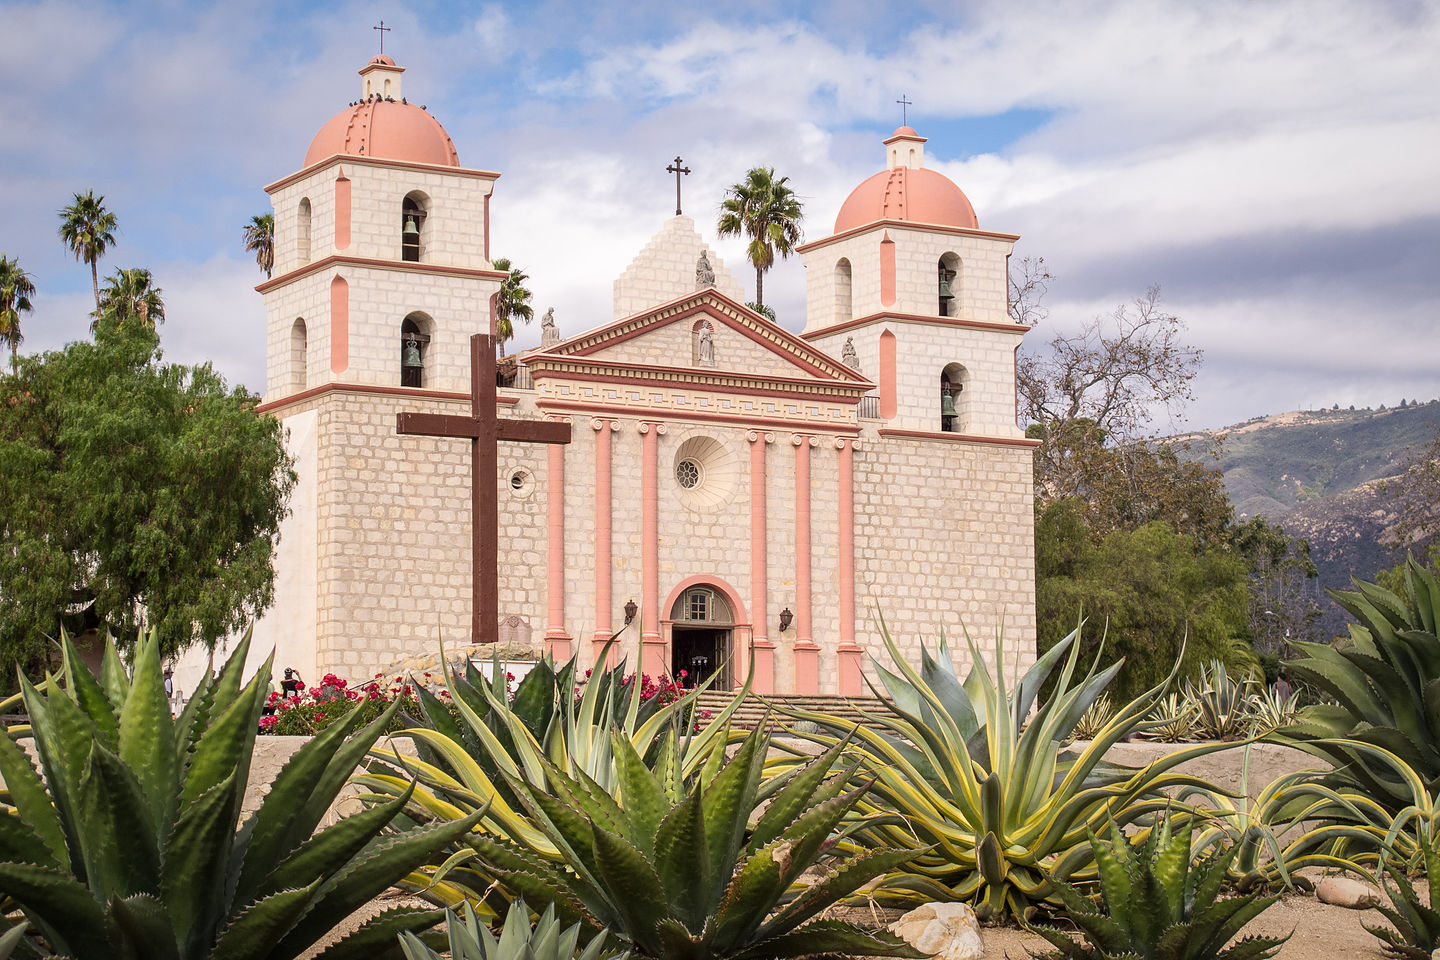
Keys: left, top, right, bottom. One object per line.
{"left": 1315, "top": 875, "right": 1380, "bottom": 909}
{"left": 888, "top": 902, "right": 985, "bottom": 960}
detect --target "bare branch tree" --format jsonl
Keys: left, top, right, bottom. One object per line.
{"left": 1008, "top": 255, "right": 1051, "bottom": 326}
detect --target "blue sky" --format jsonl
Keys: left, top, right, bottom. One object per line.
{"left": 3, "top": 0, "right": 1439, "bottom": 431}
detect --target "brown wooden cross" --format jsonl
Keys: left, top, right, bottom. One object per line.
{"left": 397, "top": 333, "right": 571, "bottom": 644}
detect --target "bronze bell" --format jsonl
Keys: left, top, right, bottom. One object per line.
{"left": 403, "top": 216, "right": 420, "bottom": 238}
{"left": 938, "top": 276, "right": 954, "bottom": 300}
{"left": 402, "top": 338, "right": 422, "bottom": 368}
{"left": 940, "top": 390, "right": 958, "bottom": 418}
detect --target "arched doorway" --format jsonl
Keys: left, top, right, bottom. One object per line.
{"left": 668, "top": 584, "right": 734, "bottom": 689}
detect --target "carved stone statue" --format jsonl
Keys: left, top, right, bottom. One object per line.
{"left": 697, "top": 324, "right": 715, "bottom": 365}
{"left": 539, "top": 306, "right": 559, "bottom": 347}
{"left": 695, "top": 250, "right": 716, "bottom": 289}
{"left": 842, "top": 336, "right": 860, "bottom": 372}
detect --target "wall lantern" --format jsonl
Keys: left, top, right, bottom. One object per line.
{"left": 778, "top": 607, "right": 794, "bottom": 633}
{"left": 623, "top": 599, "right": 638, "bottom": 625}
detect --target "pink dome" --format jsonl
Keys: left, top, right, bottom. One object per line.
{"left": 890, "top": 124, "right": 918, "bottom": 138}
{"left": 834, "top": 166, "right": 978, "bottom": 234}
{"left": 304, "top": 98, "right": 460, "bottom": 169}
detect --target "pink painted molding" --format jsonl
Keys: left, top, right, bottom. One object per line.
{"left": 747, "top": 432, "right": 773, "bottom": 658}
{"left": 329, "top": 275, "right": 349, "bottom": 374}
{"left": 879, "top": 232, "right": 896, "bottom": 308}
{"left": 257, "top": 255, "right": 508, "bottom": 294}
{"left": 256, "top": 382, "right": 519, "bottom": 415}
{"left": 334, "top": 171, "right": 352, "bottom": 251}
{"left": 534, "top": 400, "right": 861, "bottom": 436}
{"left": 264, "top": 153, "right": 501, "bottom": 194}
{"left": 792, "top": 434, "right": 817, "bottom": 649}
{"left": 591, "top": 419, "right": 617, "bottom": 646}
{"left": 838, "top": 646, "right": 864, "bottom": 697}
{"left": 802, "top": 311, "right": 1032, "bottom": 342}
{"left": 528, "top": 362, "right": 871, "bottom": 402}
{"left": 795, "top": 218, "right": 1021, "bottom": 255}
{"left": 750, "top": 640, "right": 776, "bottom": 696}
{"left": 878, "top": 330, "right": 897, "bottom": 419}
{"left": 794, "top": 642, "right": 820, "bottom": 696}
{"left": 544, "top": 415, "right": 571, "bottom": 649}
{"left": 639, "top": 421, "right": 667, "bottom": 645}
{"left": 836, "top": 437, "right": 856, "bottom": 649}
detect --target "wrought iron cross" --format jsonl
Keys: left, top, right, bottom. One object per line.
{"left": 897, "top": 94, "right": 912, "bottom": 125}
{"left": 373, "top": 20, "right": 391, "bottom": 55}
{"left": 666, "top": 156, "right": 691, "bottom": 216}
{"left": 396, "top": 334, "right": 571, "bottom": 645}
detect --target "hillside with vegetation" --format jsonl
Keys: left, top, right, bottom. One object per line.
{"left": 1175, "top": 399, "right": 1440, "bottom": 638}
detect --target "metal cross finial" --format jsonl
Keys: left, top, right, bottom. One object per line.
{"left": 373, "top": 20, "right": 391, "bottom": 55}
{"left": 666, "top": 156, "right": 691, "bottom": 216}
{"left": 896, "top": 94, "right": 913, "bottom": 126}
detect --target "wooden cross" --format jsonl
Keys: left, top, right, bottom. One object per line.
{"left": 896, "top": 94, "right": 912, "bottom": 126}
{"left": 666, "top": 156, "right": 691, "bottom": 216}
{"left": 373, "top": 20, "right": 391, "bottom": 55}
{"left": 396, "top": 333, "right": 571, "bottom": 644}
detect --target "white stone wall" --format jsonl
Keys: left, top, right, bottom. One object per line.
{"left": 263, "top": 265, "right": 498, "bottom": 399}
{"left": 613, "top": 216, "right": 746, "bottom": 319}
{"left": 270, "top": 160, "right": 493, "bottom": 277}
{"left": 801, "top": 226, "right": 1014, "bottom": 331}
{"left": 809, "top": 322, "right": 1026, "bottom": 437}
{"left": 852, "top": 430, "right": 1036, "bottom": 683}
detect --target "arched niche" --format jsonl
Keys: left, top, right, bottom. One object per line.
{"left": 940, "top": 361, "right": 970, "bottom": 432}
{"left": 297, "top": 198, "right": 312, "bottom": 264}
{"left": 834, "top": 257, "right": 853, "bottom": 322}
{"left": 290, "top": 318, "right": 307, "bottom": 393}
{"left": 938, "top": 252, "right": 961, "bottom": 317}
{"left": 400, "top": 311, "right": 434, "bottom": 387}
{"left": 401, "top": 191, "right": 430, "bottom": 262}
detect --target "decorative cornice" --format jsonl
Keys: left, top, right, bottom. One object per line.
{"left": 257, "top": 255, "right": 507, "bottom": 293}
{"left": 796, "top": 219, "right": 1021, "bottom": 254}
{"left": 255, "top": 381, "right": 519, "bottom": 414}
{"left": 526, "top": 357, "right": 870, "bottom": 402}
{"left": 878, "top": 427, "right": 1041, "bottom": 448}
{"left": 265, "top": 154, "right": 501, "bottom": 193}
{"left": 803, "top": 311, "right": 1032, "bottom": 341}
{"left": 536, "top": 399, "right": 861, "bottom": 437}
{"left": 528, "top": 288, "right": 867, "bottom": 385}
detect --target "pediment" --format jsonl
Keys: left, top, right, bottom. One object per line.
{"left": 522, "top": 288, "right": 871, "bottom": 391}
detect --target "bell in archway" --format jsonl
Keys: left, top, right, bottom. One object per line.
{"left": 403, "top": 216, "right": 420, "bottom": 239}
{"left": 402, "top": 338, "right": 422, "bottom": 369}
{"left": 938, "top": 276, "right": 954, "bottom": 301}
{"left": 940, "top": 390, "right": 958, "bottom": 419}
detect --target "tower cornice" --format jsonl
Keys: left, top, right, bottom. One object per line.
{"left": 796, "top": 219, "right": 1020, "bottom": 254}
{"left": 264, "top": 154, "right": 501, "bottom": 194}
{"left": 256, "top": 254, "right": 507, "bottom": 294}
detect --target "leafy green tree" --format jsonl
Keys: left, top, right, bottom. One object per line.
{"left": 95, "top": 266, "right": 164, "bottom": 329}
{"left": 0, "top": 255, "right": 36, "bottom": 374}
{"left": 57, "top": 189, "right": 118, "bottom": 311}
{"left": 1036, "top": 500, "right": 1251, "bottom": 700}
{"left": 0, "top": 309, "right": 295, "bottom": 677}
{"left": 717, "top": 167, "right": 803, "bottom": 308}
{"left": 491, "top": 257, "right": 533, "bottom": 357}
{"left": 244, "top": 212, "right": 275, "bottom": 278}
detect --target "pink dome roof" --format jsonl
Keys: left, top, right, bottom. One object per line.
{"left": 834, "top": 166, "right": 978, "bottom": 234}
{"left": 304, "top": 98, "right": 460, "bottom": 169}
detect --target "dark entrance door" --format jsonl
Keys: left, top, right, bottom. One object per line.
{"left": 671, "top": 627, "right": 729, "bottom": 689}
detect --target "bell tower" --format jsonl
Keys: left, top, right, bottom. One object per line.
{"left": 798, "top": 126, "right": 1030, "bottom": 442}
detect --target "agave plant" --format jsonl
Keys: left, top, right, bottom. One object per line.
{"left": 1071, "top": 693, "right": 1114, "bottom": 741}
{"left": 1146, "top": 693, "right": 1200, "bottom": 743}
{"left": 1025, "top": 817, "right": 1289, "bottom": 960}
{"left": 398, "top": 899, "right": 623, "bottom": 960}
{"left": 1367, "top": 841, "right": 1440, "bottom": 958}
{"left": 1247, "top": 686, "right": 1302, "bottom": 736}
{"left": 460, "top": 725, "right": 924, "bottom": 960}
{"left": 1284, "top": 559, "right": 1440, "bottom": 809}
{"left": 0, "top": 629, "right": 479, "bottom": 960}
{"left": 1186, "top": 660, "right": 1258, "bottom": 741}
{"left": 359, "top": 645, "right": 750, "bottom": 907}
{"left": 775, "top": 619, "right": 1237, "bottom": 921}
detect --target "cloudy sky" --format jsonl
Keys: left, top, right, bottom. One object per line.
{"left": 2, "top": 0, "right": 1437, "bottom": 431}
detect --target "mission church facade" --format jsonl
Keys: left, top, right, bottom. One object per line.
{"left": 239, "top": 54, "right": 1037, "bottom": 694}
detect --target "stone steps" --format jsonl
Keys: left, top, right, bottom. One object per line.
{"left": 694, "top": 691, "right": 892, "bottom": 730}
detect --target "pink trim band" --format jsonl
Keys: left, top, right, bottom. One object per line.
{"left": 640, "top": 422, "right": 665, "bottom": 650}
{"left": 592, "top": 420, "right": 616, "bottom": 661}
{"left": 836, "top": 437, "right": 863, "bottom": 696}
{"left": 748, "top": 432, "right": 773, "bottom": 693}
{"left": 544, "top": 416, "right": 571, "bottom": 659}
{"left": 329, "top": 275, "right": 349, "bottom": 374}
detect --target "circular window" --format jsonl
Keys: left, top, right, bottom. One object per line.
{"left": 508, "top": 469, "right": 534, "bottom": 498}
{"left": 676, "top": 458, "right": 702, "bottom": 490}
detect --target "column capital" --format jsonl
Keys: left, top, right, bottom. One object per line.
{"left": 747, "top": 431, "right": 775, "bottom": 445}
{"left": 834, "top": 436, "right": 862, "bottom": 451}
{"left": 590, "top": 417, "right": 617, "bottom": 431}
{"left": 791, "top": 433, "right": 818, "bottom": 447}
{"left": 638, "top": 421, "right": 668, "bottom": 436}
{"left": 548, "top": 414, "right": 572, "bottom": 425}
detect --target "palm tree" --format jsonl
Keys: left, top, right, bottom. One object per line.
{"left": 492, "top": 257, "right": 533, "bottom": 357}
{"left": 716, "top": 167, "right": 803, "bottom": 309}
{"left": 58, "top": 190, "right": 119, "bottom": 311}
{"left": 244, "top": 213, "right": 275, "bottom": 278}
{"left": 0, "top": 255, "right": 36, "bottom": 374}
{"left": 96, "top": 267, "right": 164, "bottom": 330}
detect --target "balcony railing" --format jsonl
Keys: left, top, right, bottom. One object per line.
{"left": 858, "top": 394, "right": 880, "bottom": 420}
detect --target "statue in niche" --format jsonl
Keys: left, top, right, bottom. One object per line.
{"left": 540, "top": 306, "right": 560, "bottom": 347}
{"left": 842, "top": 336, "right": 860, "bottom": 372}
{"left": 695, "top": 250, "right": 716, "bottom": 289}
{"left": 697, "top": 324, "right": 715, "bottom": 366}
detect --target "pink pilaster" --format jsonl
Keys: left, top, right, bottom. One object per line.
{"left": 836, "top": 438, "right": 864, "bottom": 696}
{"left": 747, "top": 432, "right": 775, "bottom": 695}
{"left": 544, "top": 416, "right": 572, "bottom": 660}
{"left": 793, "top": 434, "right": 819, "bottom": 694}
{"left": 591, "top": 419, "right": 616, "bottom": 669}
{"left": 640, "top": 421, "right": 667, "bottom": 676}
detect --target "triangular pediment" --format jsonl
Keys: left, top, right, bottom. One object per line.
{"left": 523, "top": 288, "right": 871, "bottom": 389}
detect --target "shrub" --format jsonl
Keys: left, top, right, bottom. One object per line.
{"left": 398, "top": 899, "right": 623, "bottom": 960}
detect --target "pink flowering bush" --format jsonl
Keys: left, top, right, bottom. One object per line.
{"left": 261, "top": 670, "right": 456, "bottom": 735}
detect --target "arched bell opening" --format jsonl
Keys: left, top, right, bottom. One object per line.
{"left": 290, "top": 318, "right": 308, "bottom": 393}
{"left": 297, "top": 198, "right": 312, "bottom": 264}
{"left": 940, "top": 361, "right": 969, "bottom": 432}
{"left": 400, "top": 312, "right": 433, "bottom": 387}
{"left": 834, "top": 257, "right": 853, "bottom": 322}
{"left": 401, "top": 191, "right": 430, "bottom": 262}
{"left": 938, "top": 252, "right": 961, "bottom": 317}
